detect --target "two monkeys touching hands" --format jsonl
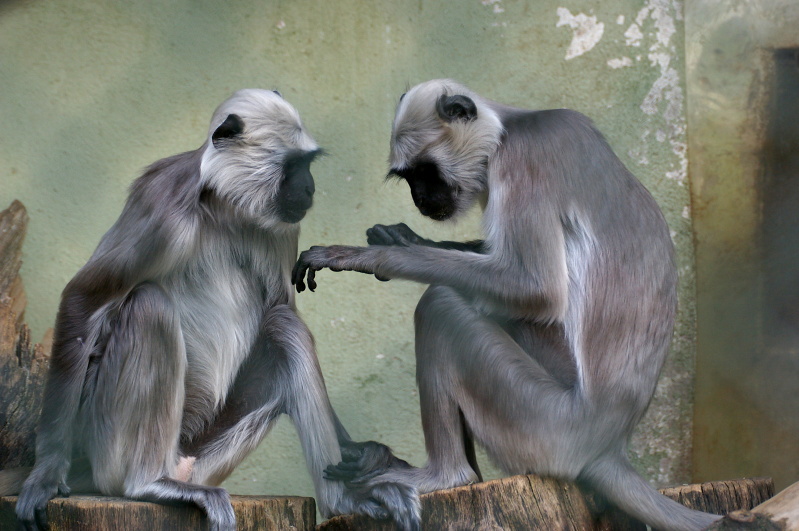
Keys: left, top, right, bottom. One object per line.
{"left": 3, "top": 81, "right": 720, "bottom": 531}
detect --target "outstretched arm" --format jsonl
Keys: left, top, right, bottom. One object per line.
{"left": 366, "top": 223, "right": 485, "bottom": 254}
{"left": 292, "top": 236, "right": 566, "bottom": 322}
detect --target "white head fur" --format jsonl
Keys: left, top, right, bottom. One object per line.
{"left": 200, "top": 89, "right": 318, "bottom": 229}
{"left": 389, "top": 79, "right": 504, "bottom": 217}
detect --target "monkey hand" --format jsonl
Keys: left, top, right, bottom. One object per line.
{"left": 366, "top": 223, "right": 427, "bottom": 248}
{"left": 326, "top": 440, "right": 411, "bottom": 485}
{"left": 326, "top": 441, "right": 420, "bottom": 531}
{"left": 16, "top": 475, "right": 71, "bottom": 530}
{"left": 292, "top": 245, "right": 383, "bottom": 292}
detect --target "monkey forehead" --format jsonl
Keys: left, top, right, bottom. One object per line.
{"left": 390, "top": 80, "right": 454, "bottom": 165}
{"left": 393, "top": 79, "right": 472, "bottom": 126}
{"left": 210, "top": 89, "right": 317, "bottom": 151}
{"left": 390, "top": 79, "right": 499, "bottom": 168}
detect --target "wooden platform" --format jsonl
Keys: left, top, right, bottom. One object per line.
{"left": 0, "top": 494, "right": 316, "bottom": 531}
{"left": 318, "top": 475, "right": 775, "bottom": 530}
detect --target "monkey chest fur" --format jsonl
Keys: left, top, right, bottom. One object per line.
{"left": 170, "top": 228, "right": 295, "bottom": 437}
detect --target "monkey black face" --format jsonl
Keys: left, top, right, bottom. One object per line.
{"left": 276, "top": 150, "right": 319, "bottom": 224}
{"left": 389, "top": 162, "right": 458, "bottom": 221}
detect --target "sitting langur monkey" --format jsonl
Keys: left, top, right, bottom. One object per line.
{"left": 292, "top": 80, "right": 722, "bottom": 531}
{"left": 3, "top": 89, "right": 414, "bottom": 530}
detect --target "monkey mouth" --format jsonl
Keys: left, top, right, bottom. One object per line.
{"left": 279, "top": 208, "right": 308, "bottom": 224}
{"left": 418, "top": 204, "right": 455, "bottom": 221}
{"left": 277, "top": 202, "right": 312, "bottom": 224}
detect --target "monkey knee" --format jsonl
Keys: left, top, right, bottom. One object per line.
{"left": 415, "top": 285, "right": 461, "bottom": 320}
{"left": 259, "top": 305, "right": 315, "bottom": 363}
{"left": 118, "top": 282, "right": 179, "bottom": 331}
{"left": 261, "top": 304, "right": 311, "bottom": 338}
{"left": 414, "top": 285, "right": 472, "bottom": 336}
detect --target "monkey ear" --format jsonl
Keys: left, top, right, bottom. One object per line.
{"left": 212, "top": 114, "right": 245, "bottom": 147}
{"left": 436, "top": 94, "right": 478, "bottom": 123}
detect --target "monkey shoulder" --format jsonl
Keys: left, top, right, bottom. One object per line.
{"left": 499, "top": 107, "right": 593, "bottom": 134}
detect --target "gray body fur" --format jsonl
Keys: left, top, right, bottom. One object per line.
{"left": 294, "top": 80, "right": 722, "bottom": 531}
{"left": 3, "top": 89, "right": 414, "bottom": 530}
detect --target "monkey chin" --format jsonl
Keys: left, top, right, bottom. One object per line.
{"left": 252, "top": 207, "right": 309, "bottom": 231}
{"left": 416, "top": 204, "right": 455, "bottom": 221}
{"left": 427, "top": 211, "right": 454, "bottom": 222}
{"left": 277, "top": 204, "right": 312, "bottom": 225}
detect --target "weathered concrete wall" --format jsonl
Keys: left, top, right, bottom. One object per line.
{"left": 0, "top": 0, "right": 695, "bottom": 503}
{"left": 686, "top": 0, "right": 799, "bottom": 490}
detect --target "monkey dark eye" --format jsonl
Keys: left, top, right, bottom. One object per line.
{"left": 389, "top": 161, "right": 438, "bottom": 183}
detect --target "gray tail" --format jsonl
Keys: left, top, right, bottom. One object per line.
{"left": 581, "top": 455, "right": 722, "bottom": 531}
{"left": 0, "top": 467, "right": 31, "bottom": 495}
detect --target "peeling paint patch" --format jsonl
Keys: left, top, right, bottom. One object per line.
{"left": 608, "top": 57, "right": 633, "bottom": 69}
{"left": 481, "top": 0, "right": 504, "bottom": 14}
{"left": 276, "top": 20, "right": 286, "bottom": 30}
{"left": 624, "top": 23, "right": 643, "bottom": 46}
{"left": 682, "top": 206, "right": 690, "bottom": 219}
{"left": 666, "top": 140, "right": 688, "bottom": 184}
{"left": 630, "top": 0, "right": 687, "bottom": 186}
{"left": 556, "top": 8, "right": 604, "bottom": 60}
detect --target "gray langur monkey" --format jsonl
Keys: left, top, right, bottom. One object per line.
{"left": 292, "top": 79, "right": 723, "bottom": 531}
{"left": 1, "top": 89, "right": 415, "bottom": 531}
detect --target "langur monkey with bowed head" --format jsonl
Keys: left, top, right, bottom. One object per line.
{"left": 292, "top": 79, "right": 722, "bottom": 531}
{"left": 2, "top": 89, "right": 415, "bottom": 531}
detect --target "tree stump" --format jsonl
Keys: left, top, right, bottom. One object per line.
{"left": 707, "top": 480, "right": 799, "bottom": 530}
{"left": 317, "top": 475, "right": 775, "bottom": 530}
{"left": 0, "top": 494, "right": 316, "bottom": 530}
{"left": 0, "top": 200, "right": 52, "bottom": 469}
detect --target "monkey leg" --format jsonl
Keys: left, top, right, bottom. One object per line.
{"left": 332, "top": 284, "right": 587, "bottom": 502}
{"left": 185, "top": 304, "right": 415, "bottom": 527}
{"left": 84, "top": 282, "right": 235, "bottom": 531}
{"left": 419, "top": 285, "right": 595, "bottom": 479}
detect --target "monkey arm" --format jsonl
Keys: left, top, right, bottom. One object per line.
{"left": 292, "top": 243, "right": 565, "bottom": 321}
{"left": 16, "top": 324, "right": 91, "bottom": 528}
{"left": 366, "top": 223, "right": 485, "bottom": 253}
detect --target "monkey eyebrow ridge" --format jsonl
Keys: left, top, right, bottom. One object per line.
{"left": 283, "top": 148, "right": 325, "bottom": 166}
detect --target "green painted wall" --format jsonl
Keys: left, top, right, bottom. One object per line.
{"left": 0, "top": 0, "right": 696, "bottom": 506}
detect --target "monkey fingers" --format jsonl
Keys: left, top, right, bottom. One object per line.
{"left": 306, "top": 268, "right": 317, "bottom": 292}
{"left": 324, "top": 463, "right": 384, "bottom": 485}
{"left": 346, "top": 476, "right": 421, "bottom": 531}
{"left": 293, "top": 245, "right": 381, "bottom": 292}
{"left": 17, "top": 478, "right": 68, "bottom": 531}
{"left": 291, "top": 249, "right": 318, "bottom": 292}
{"left": 366, "top": 223, "right": 424, "bottom": 247}
{"left": 326, "top": 441, "right": 412, "bottom": 487}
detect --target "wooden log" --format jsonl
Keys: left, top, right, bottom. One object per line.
{"left": 0, "top": 494, "right": 317, "bottom": 531}
{"left": 317, "top": 475, "right": 774, "bottom": 530}
{"left": 0, "top": 200, "right": 52, "bottom": 469}
{"left": 660, "top": 477, "right": 776, "bottom": 515}
{"left": 0, "top": 200, "right": 28, "bottom": 299}
{"left": 707, "top": 480, "right": 799, "bottom": 530}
